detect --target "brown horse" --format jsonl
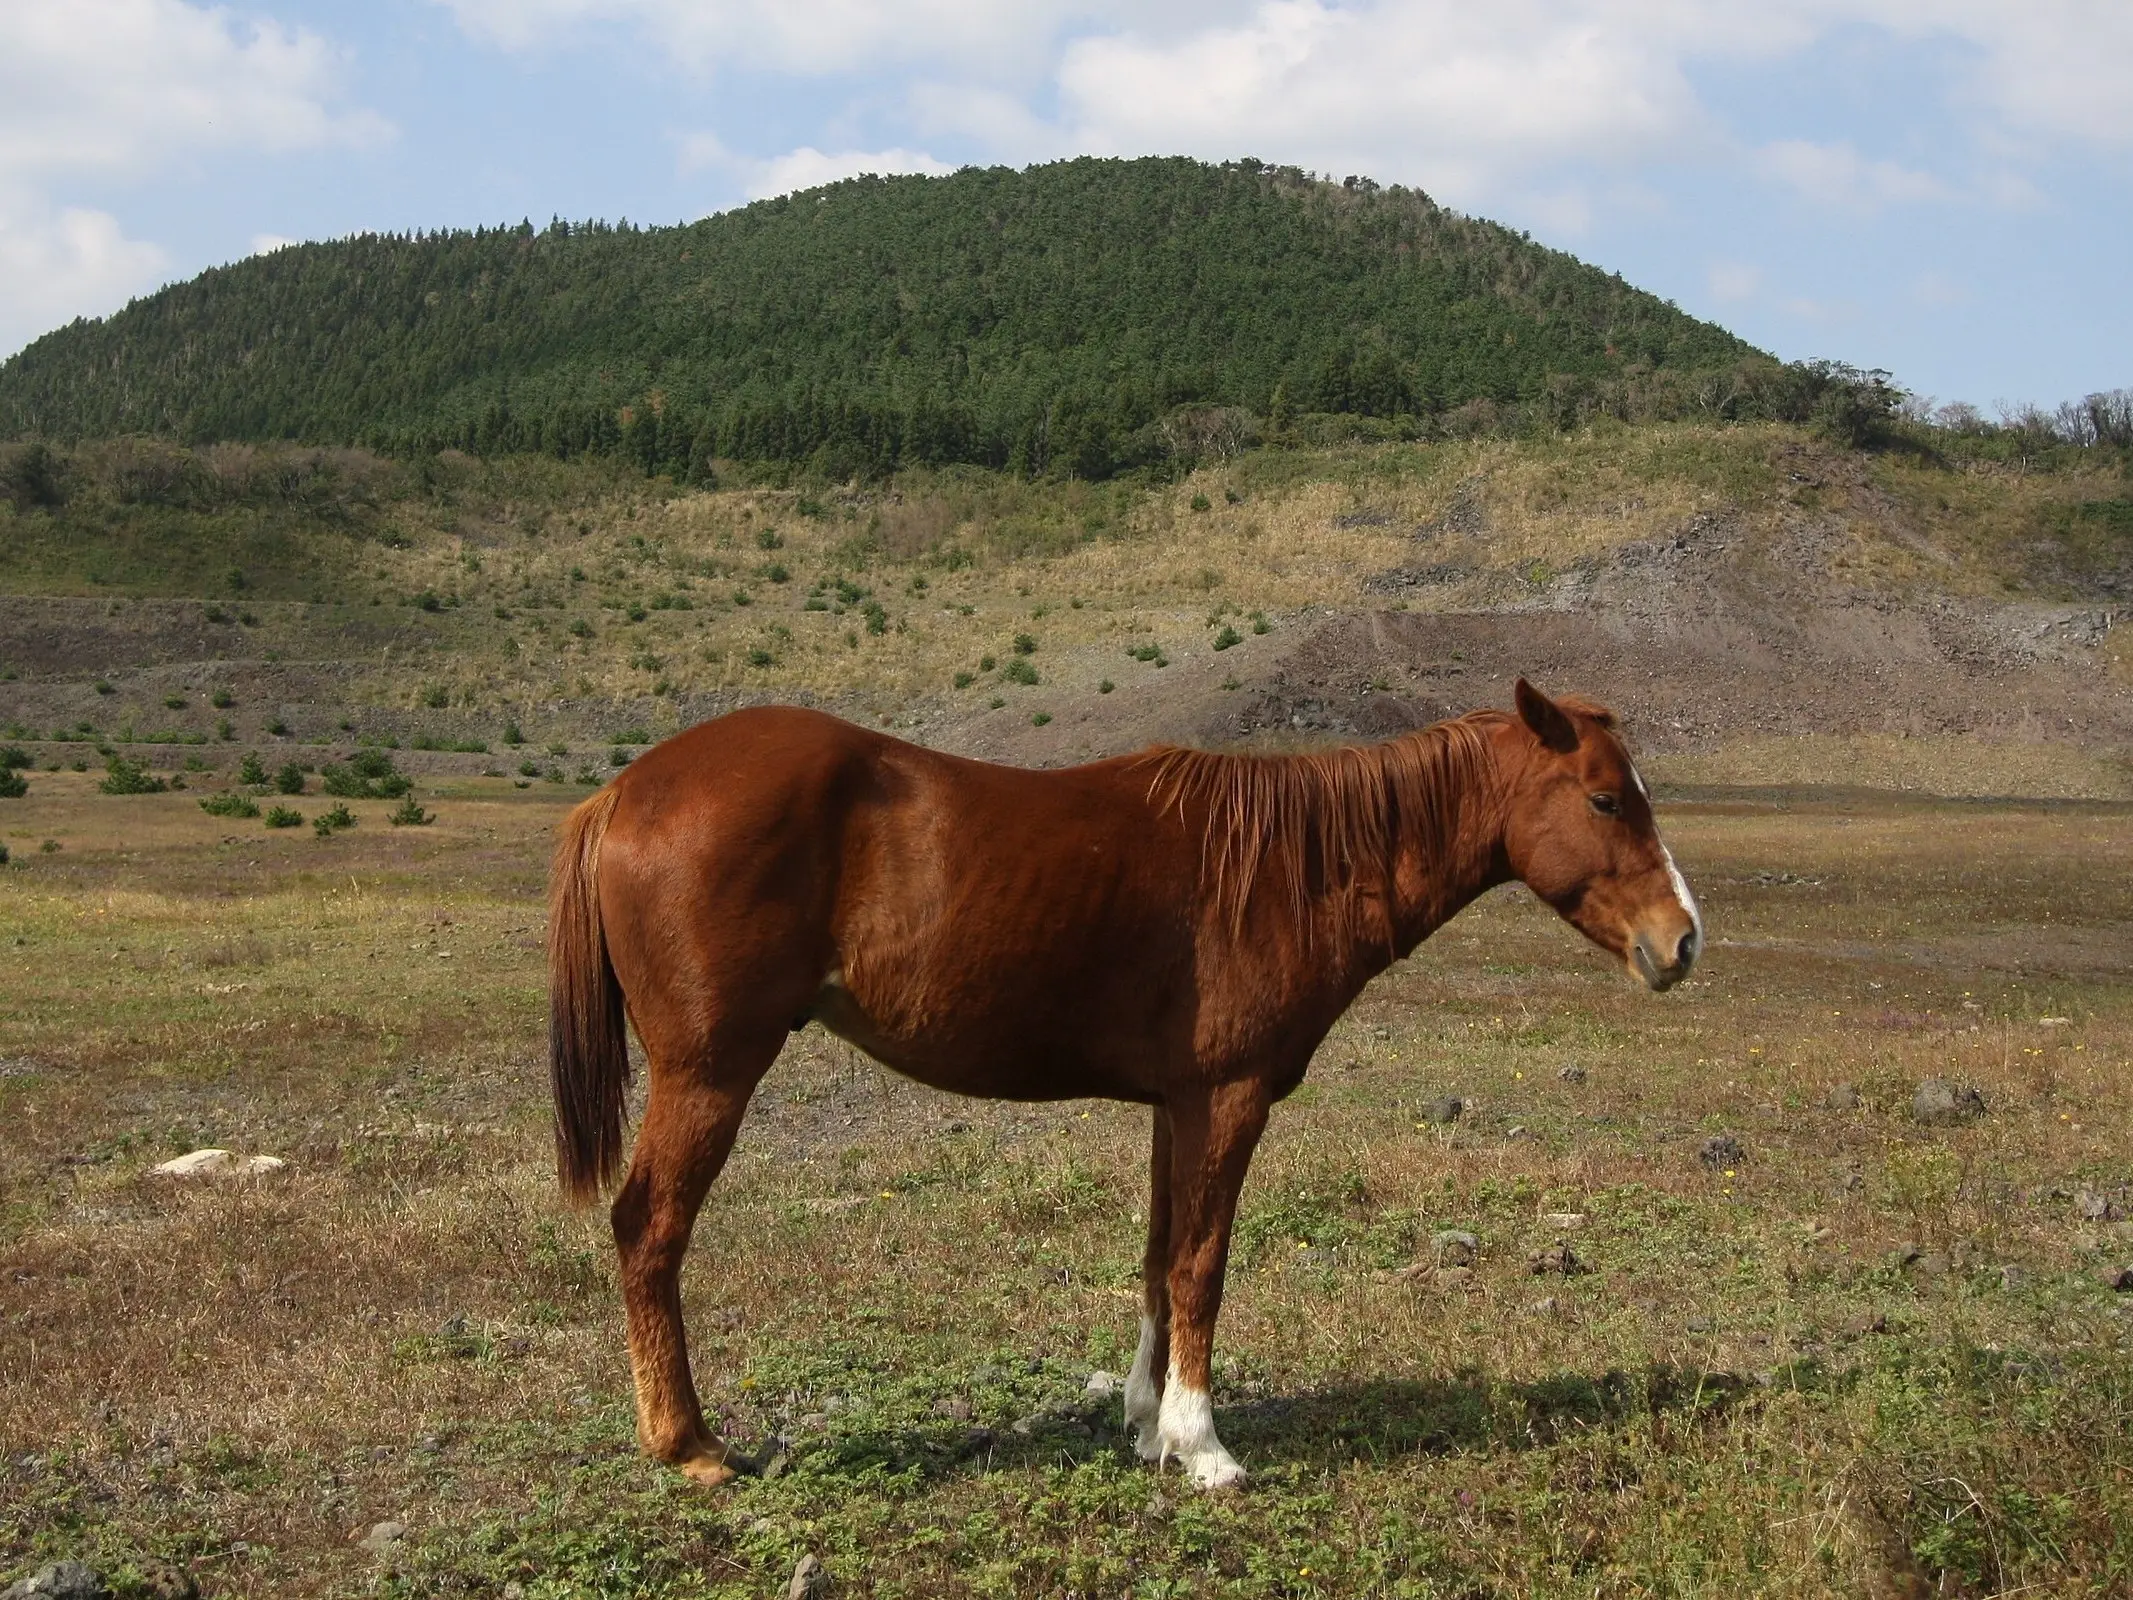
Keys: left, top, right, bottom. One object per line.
{"left": 549, "top": 679, "right": 1700, "bottom": 1489}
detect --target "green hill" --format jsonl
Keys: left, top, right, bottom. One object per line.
{"left": 0, "top": 156, "right": 1769, "bottom": 478}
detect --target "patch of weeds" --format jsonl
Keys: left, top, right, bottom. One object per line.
{"left": 312, "top": 803, "right": 356, "bottom": 837}
{"left": 861, "top": 600, "right": 889, "bottom": 635}
{"left": 198, "top": 791, "right": 261, "bottom": 819}
{"left": 1212, "top": 624, "right": 1242, "bottom": 651}
{"left": 263, "top": 805, "right": 303, "bottom": 829}
{"left": 1031, "top": 711, "right": 1052, "bottom": 726}
{"left": 952, "top": 671, "right": 975, "bottom": 689}
{"left": 1098, "top": 679, "right": 1115, "bottom": 694}
{"left": 388, "top": 796, "right": 434, "bottom": 827}
{"left": 1001, "top": 657, "right": 1039, "bottom": 686}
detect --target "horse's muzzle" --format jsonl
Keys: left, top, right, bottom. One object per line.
{"left": 1631, "top": 928, "right": 1698, "bottom": 991}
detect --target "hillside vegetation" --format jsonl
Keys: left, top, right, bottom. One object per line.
{"left": 0, "top": 158, "right": 1772, "bottom": 478}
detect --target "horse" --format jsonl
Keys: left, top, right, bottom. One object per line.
{"left": 548, "top": 679, "right": 1701, "bottom": 1489}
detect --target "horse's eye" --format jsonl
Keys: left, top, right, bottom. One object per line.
{"left": 1589, "top": 792, "right": 1620, "bottom": 817}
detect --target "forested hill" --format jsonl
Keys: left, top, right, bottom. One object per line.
{"left": 0, "top": 157, "right": 1769, "bottom": 478}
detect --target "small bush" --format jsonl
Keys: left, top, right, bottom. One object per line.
{"left": 613, "top": 727, "right": 652, "bottom": 744}
{"left": 274, "top": 762, "right": 305, "bottom": 795}
{"left": 0, "top": 769, "right": 26, "bottom": 799}
{"left": 388, "top": 796, "right": 433, "bottom": 826}
{"left": 264, "top": 805, "right": 303, "bottom": 828}
{"left": 237, "top": 752, "right": 268, "bottom": 786}
{"left": 215, "top": 719, "right": 234, "bottom": 741}
{"left": 162, "top": 694, "right": 187, "bottom": 710}
{"left": 0, "top": 744, "right": 29, "bottom": 770}
{"left": 862, "top": 601, "right": 889, "bottom": 635}
{"left": 568, "top": 618, "right": 594, "bottom": 639}
{"left": 266, "top": 720, "right": 290, "bottom": 736}
{"left": 767, "top": 564, "right": 790, "bottom": 584}
{"left": 98, "top": 755, "right": 166, "bottom": 795}
{"left": 978, "top": 654, "right": 996, "bottom": 672}
{"left": 953, "top": 671, "right": 975, "bottom": 689}
{"left": 1099, "top": 679, "right": 1115, "bottom": 694}
{"left": 322, "top": 748, "right": 412, "bottom": 798}
{"left": 1031, "top": 711, "right": 1052, "bottom": 726}
{"left": 611, "top": 748, "right": 633, "bottom": 767}
{"left": 313, "top": 803, "right": 356, "bottom": 837}
{"left": 746, "top": 647, "right": 774, "bottom": 667}
{"left": 1212, "top": 625, "right": 1242, "bottom": 651}
{"left": 626, "top": 602, "right": 648, "bottom": 623}
{"left": 1012, "top": 632, "right": 1038, "bottom": 654}
{"left": 420, "top": 683, "right": 449, "bottom": 709}
{"left": 1191, "top": 493, "right": 1212, "bottom": 511}
{"left": 756, "top": 527, "right": 783, "bottom": 549}
{"left": 198, "top": 791, "right": 261, "bottom": 818}
{"left": 94, "top": 680, "right": 115, "bottom": 696}
{"left": 502, "top": 721, "right": 525, "bottom": 746}
{"left": 517, "top": 759, "right": 540, "bottom": 777}
{"left": 1001, "top": 657, "right": 1039, "bottom": 686}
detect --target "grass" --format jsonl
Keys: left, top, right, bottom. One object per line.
{"left": 1, "top": 776, "right": 2129, "bottom": 1596}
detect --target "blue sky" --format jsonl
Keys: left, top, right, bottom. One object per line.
{"left": 2, "top": 0, "right": 2128, "bottom": 413}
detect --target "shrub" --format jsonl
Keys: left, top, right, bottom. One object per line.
{"left": 266, "top": 720, "right": 290, "bottom": 736}
{"left": 1191, "top": 492, "right": 1212, "bottom": 511}
{"left": 264, "top": 805, "right": 303, "bottom": 828}
{"left": 162, "top": 694, "right": 187, "bottom": 710}
{"left": 237, "top": 752, "right": 268, "bottom": 786}
{"left": 198, "top": 791, "right": 261, "bottom": 818}
{"left": 952, "top": 671, "right": 975, "bottom": 689}
{"left": 94, "top": 680, "right": 115, "bottom": 696}
{"left": 421, "top": 683, "right": 449, "bottom": 709}
{"left": 568, "top": 618, "right": 594, "bottom": 638}
{"left": 1031, "top": 712, "right": 1052, "bottom": 726}
{"left": 1099, "top": 679, "right": 1115, "bottom": 694}
{"left": 746, "top": 647, "right": 774, "bottom": 667}
{"left": 388, "top": 796, "right": 433, "bottom": 826}
{"left": 862, "top": 601, "right": 889, "bottom": 635}
{"left": 322, "top": 748, "right": 412, "bottom": 798}
{"left": 313, "top": 803, "right": 356, "bottom": 837}
{"left": 0, "top": 770, "right": 26, "bottom": 799}
{"left": 1212, "top": 625, "right": 1242, "bottom": 651}
{"left": 978, "top": 654, "right": 996, "bottom": 672}
{"left": 1012, "top": 632, "right": 1038, "bottom": 654}
{"left": 611, "top": 748, "right": 633, "bottom": 767}
{"left": 98, "top": 755, "right": 166, "bottom": 794}
{"left": 215, "top": 719, "right": 234, "bottom": 741}
{"left": 1001, "top": 657, "right": 1039, "bottom": 685}
{"left": 517, "top": 759, "right": 540, "bottom": 777}
{"left": 756, "top": 527, "right": 783, "bottom": 550}
{"left": 502, "top": 721, "right": 525, "bottom": 746}
{"left": 274, "top": 762, "right": 305, "bottom": 795}
{"left": 0, "top": 745, "right": 29, "bottom": 769}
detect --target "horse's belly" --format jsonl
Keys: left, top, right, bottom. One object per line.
{"left": 804, "top": 969, "right": 1145, "bottom": 1103}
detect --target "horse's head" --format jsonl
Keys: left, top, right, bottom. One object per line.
{"left": 1499, "top": 679, "right": 1701, "bottom": 991}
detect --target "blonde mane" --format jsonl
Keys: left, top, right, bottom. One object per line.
{"left": 1136, "top": 713, "right": 1506, "bottom": 946}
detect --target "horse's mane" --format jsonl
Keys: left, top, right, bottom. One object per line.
{"left": 1135, "top": 712, "right": 1508, "bottom": 947}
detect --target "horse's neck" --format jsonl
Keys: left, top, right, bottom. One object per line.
{"left": 1384, "top": 728, "right": 1514, "bottom": 957}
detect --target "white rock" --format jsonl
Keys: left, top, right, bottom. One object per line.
{"left": 1083, "top": 1370, "right": 1121, "bottom": 1400}
{"left": 152, "top": 1149, "right": 238, "bottom": 1178}
{"left": 150, "top": 1148, "right": 287, "bottom": 1180}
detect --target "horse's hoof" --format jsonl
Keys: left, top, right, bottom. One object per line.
{"left": 1190, "top": 1456, "right": 1248, "bottom": 1491}
{"left": 674, "top": 1443, "right": 740, "bottom": 1488}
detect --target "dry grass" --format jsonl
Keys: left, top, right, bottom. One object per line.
{"left": 3, "top": 771, "right": 2130, "bottom": 1598}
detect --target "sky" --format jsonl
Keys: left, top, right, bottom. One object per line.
{"left": 2, "top": 0, "right": 2129, "bottom": 412}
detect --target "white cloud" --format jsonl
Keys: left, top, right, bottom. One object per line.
{"left": 1756, "top": 139, "right": 1948, "bottom": 212}
{"left": 678, "top": 132, "right": 954, "bottom": 199}
{"left": 0, "top": 191, "right": 168, "bottom": 356}
{"left": 0, "top": 0, "right": 390, "bottom": 183}
{"left": 250, "top": 232, "right": 302, "bottom": 255}
{"left": 437, "top": 0, "right": 1103, "bottom": 77}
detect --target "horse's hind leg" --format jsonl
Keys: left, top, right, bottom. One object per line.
{"left": 609, "top": 1028, "right": 778, "bottom": 1486}
{"left": 1125, "top": 1105, "right": 1172, "bottom": 1458}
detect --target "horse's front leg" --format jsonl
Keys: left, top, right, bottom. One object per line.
{"left": 1151, "top": 1076, "right": 1270, "bottom": 1489}
{"left": 1125, "top": 1105, "right": 1172, "bottom": 1459}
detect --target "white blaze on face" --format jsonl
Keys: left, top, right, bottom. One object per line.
{"left": 1630, "top": 759, "right": 1702, "bottom": 948}
{"left": 1155, "top": 1362, "right": 1246, "bottom": 1488}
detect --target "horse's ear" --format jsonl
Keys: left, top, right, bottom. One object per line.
{"left": 1515, "top": 677, "right": 1579, "bottom": 753}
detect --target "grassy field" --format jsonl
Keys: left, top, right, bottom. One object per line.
{"left": 3, "top": 769, "right": 2130, "bottom": 1599}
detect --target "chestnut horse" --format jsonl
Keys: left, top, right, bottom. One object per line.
{"left": 549, "top": 680, "right": 1700, "bottom": 1489}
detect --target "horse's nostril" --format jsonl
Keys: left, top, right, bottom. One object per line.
{"left": 1675, "top": 931, "right": 1697, "bottom": 970}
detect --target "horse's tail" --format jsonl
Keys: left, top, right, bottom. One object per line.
{"left": 549, "top": 784, "right": 630, "bottom": 1205}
